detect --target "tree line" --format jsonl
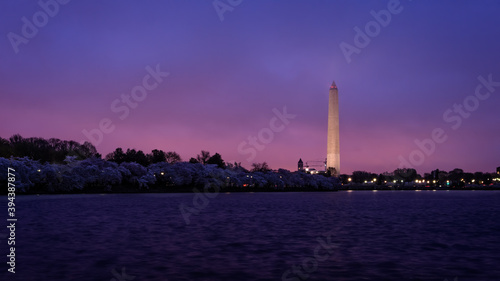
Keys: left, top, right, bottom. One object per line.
{"left": 0, "top": 135, "right": 340, "bottom": 194}
{"left": 1, "top": 135, "right": 274, "bottom": 173}
{"left": 340, "top": 167, "right": 498, "bottom": 187}
{"left": 0, "top": 134, "right": 99, "bottom": 163}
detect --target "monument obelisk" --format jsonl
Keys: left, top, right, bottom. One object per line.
{"left": 327, "top": 81, "right": 340, "bottom": 177}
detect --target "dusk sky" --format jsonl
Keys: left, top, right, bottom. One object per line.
{"left": 1, "top": 0, "right": 499, "bottom": 174}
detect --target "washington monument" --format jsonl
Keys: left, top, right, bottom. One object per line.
{"left": 327, "top": 81, "right": 340, "bottom": 177}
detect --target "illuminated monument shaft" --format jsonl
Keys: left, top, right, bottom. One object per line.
{"left": 327, "top": 81, "right": 340, "bottom": 177}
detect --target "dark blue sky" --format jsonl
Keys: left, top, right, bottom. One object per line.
{"left": 1, "top": 0, "right": 499, "bottom": 174}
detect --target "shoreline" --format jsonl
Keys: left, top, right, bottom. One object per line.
{"left": 5, "top": 185, "right": 500, "bottom": 195}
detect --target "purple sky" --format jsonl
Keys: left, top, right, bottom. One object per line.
{"left": 1, "top": 0, "right": 499, "bottom": 174}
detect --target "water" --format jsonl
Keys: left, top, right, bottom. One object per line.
{"left": 4, "top": 191, "right": 500, "bottom": 280}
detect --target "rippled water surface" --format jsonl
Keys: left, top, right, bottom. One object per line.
{"left": 6, "top": 191, "right": 500, "bottom": 280}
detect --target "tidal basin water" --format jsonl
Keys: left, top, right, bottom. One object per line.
{"left": 7, "top": 191, "right": 500, "bottom": 280}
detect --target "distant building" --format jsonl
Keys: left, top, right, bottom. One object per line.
{"left": 497, "top": 166, "right": 500, "bottom": 175}
{"left": 298, "top": 158, "right": 304, "bottom": 172}
{"left": 431, "top": 169, "right": 440, "bottom": 180}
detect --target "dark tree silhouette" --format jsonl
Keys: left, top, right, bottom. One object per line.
{"left": 189, "top": 157, "right": 199, "bottom": 164}
{"left": 107, "top": 148, "right": 179, "bottom": 166}
{"left": 207, "top": 153, "right": 225, "bottom": 168}
{"left": 125, "top": 149, "right": 137, "bottom": 163}
{"left": 119, "top": 149, "right": 149, "bottom": 166}
{"left": 251, "top": 162, "right": 271, "bottom": 172}
{"left": 196, "top": 150, "right": 210, "bottom": 164}
{"left": 149, "top": 149, "right": 167, "bottom": 164}
{"left": 134, "top": 150, "right": 149, "bottom": 167}
{"left": 105, "top": 148, "right": 126, "bottom": 164}
{"left": 226, "top": 161, "right": 246, "bottom": 171}
{"left": 0, "top": 137, "right": 12, "bottom": 158}
{"left": 4, "top": 134, "right": 99, "bottom": 163}
{"left": 394, "top": 168, "right": 417, "bottom": 183}
{"left": 79, "top": 141, "right": 100, "bottom": 159}
{"left": 351, "top": 171, "right": 376, "bottom": 183}
{"left": 165, "top": 151, "right": 181, "bottom": 164}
